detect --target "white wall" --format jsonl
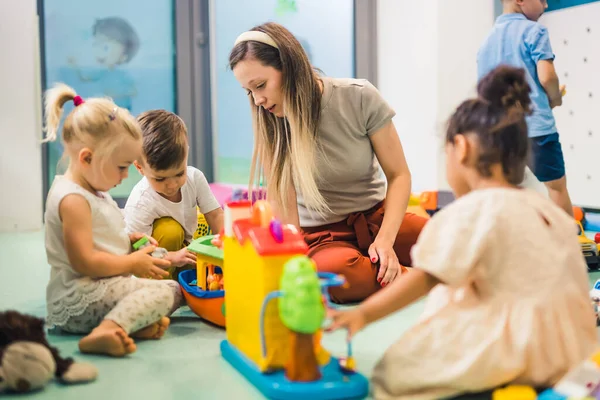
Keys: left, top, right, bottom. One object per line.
{"left": 377, "top": 0, "right": 439, "bottom": 193}
{"left": 0, "top": 0, "right": 44, "bottom": 232}
{"left": 436, "top": 0, "right": 495, "bottom": 190}
{"left": 378, "top": 0, "right": 495, "bottom": 192}
{"left": 540, "top": 4, "right": 600, "bottom": 208}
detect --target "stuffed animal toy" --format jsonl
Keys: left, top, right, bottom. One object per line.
{"left": 0, "top": 310, "right": 98, "bottom": 393}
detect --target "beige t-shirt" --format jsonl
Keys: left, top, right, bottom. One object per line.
{"left": 297, "top": 77, "right": 395, "bottom": 227}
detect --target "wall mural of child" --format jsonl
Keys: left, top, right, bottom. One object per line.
{"left": 67, "top": 17, "right": 140, "bottom": 111}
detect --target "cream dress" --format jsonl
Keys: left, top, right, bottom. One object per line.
{"left": 372, "top": 188, "right": 597, "bottom": 400}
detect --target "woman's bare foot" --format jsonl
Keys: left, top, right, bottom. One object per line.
{"left": 131, "top": 317, "right": 170, "bottom": 340}
{"left": 79, "top": 320, "right": 136, "bottom": 357}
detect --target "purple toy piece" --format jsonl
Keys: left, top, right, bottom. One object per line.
{"left": 230, "top": 187, "right": 268, "bottom": 203}
{"left": 269, "top": 219, "right": 284, "bottom": 243}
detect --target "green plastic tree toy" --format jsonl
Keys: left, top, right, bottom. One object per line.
{"left": 279, "top": 255, "right": 325, "bottom": 381}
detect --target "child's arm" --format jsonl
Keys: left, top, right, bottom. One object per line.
{"left": 60, "top": 194, "right": 170, "bottom": 279}
{"left": 327, "top": 269, "right": 440, "bottom": 338}
{"left": 537, "top": 60, "right": 563, "bottom": 108}
{"left": 204, "top": 208, "right": 224, "bottom": 236}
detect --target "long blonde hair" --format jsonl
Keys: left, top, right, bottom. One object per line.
{"left": 229, "top": 22, "right": 329, "bottom": 217}
{"left": 43, "top": 83, "right": 141, "bottom": 160}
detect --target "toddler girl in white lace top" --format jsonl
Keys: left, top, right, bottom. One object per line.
{"left": 43, "top": 83, "right": 182, "bottom": 357}
{"left": 327, "top": 66, "right": 597, "bottom": 399}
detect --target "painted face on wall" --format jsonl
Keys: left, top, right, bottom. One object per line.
{"left": 93, "top": 33, "right": 127, "bottom": 67}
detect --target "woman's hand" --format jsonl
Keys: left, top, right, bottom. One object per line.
{"left": 368, "top": 238, "right": 402, "bottom": 287}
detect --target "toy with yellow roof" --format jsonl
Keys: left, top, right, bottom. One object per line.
{"left": 213, "top": 199, "right": 368, "bottom": 400}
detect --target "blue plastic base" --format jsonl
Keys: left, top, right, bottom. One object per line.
{"left": 221, "top": 340, "right": 369, "bottom": 400}
{"left": 536, "top": 388, "right": 568, "bottom": 399}
{"left": 585, "top": 213, "right": 600, "bottom": 232}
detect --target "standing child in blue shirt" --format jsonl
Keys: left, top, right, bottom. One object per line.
{"left": 478, "top": 0, "right": 572, "bottom": 216}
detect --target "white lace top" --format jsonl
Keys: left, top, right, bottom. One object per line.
{"left": 44, "top": 176, "right": 131, "bottom": 327}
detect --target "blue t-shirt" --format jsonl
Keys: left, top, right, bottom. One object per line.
{"left": 477, "top": 13, "right": 557, "bottom": 138}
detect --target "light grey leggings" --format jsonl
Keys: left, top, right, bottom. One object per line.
{"left": 61, "top": 278, "right": 182, "bottom": 334}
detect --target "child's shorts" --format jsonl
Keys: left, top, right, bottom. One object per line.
{"left": 528, "top": 133, "right": 566, "bottom": 183}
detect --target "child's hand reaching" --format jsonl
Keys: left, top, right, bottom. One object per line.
{"left": 211, "top": 234, "right": 223, "bottom": 249}
{"left": 326, "top": 307, "right": 368, "bottom": 340}
{"left": 167, "top": 248, "right": 197, "bottom": 268}
{"left": 129, "top": 246, "right": 171, "bottom": 279}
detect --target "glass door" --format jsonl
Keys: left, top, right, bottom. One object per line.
{"left": 209, "top": 0, "right": 356, "bottom": 185}
{"left": 39, "top": 0, "right": 177, "bottom": 203}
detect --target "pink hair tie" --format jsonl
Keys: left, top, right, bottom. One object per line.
{"left": 73, "top": 95, "right": 85, "bottom": 107}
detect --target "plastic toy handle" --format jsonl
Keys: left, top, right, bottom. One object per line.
{"left": 269, "top": 220, "right": 284, "bottom": 243}
{"left": 132, "top": 236, "right": 150, "bottom": 251}
{"left": 251, "top": 200, "right": 273, "bottom": 227}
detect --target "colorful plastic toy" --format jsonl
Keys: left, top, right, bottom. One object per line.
{"left": 537, "top": 349, "right": 600, "bottom": 399}
{"left": 407, "top": 194, "right": 430, "bottom": 219}
{"left": 179, "top": 234, "right": 226, "bottom": 327}
{"left": 194, "top": 211, "right": 212, "bottom": 239}
{"left": 220, "top": 200, "right": 369, "bottom": 400}
{"left": 132, "top": 236, "right": 168, "bottom": 259}
{"left": 419, "top": 190, "right": 455, "bottom": 216}
{"left": 577, "top": 221, "right": 600, "bottom": 271}
{"left": 574, "top": 206, "right": 585, "bottom": 223}
{"left": 590, "top": 280, "right": 600, "bottom": 326}
{"left": 492, "top": 385, "right": 537, "bottom": 400}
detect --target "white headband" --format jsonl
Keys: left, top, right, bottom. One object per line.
{"left": 234, "top": 31, "right": 279, "bottom": 49}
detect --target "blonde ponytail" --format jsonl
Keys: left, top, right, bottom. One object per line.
{"left": 43, "top": 83, "right": 77, "bottom": 143}
{"left": 41, "top": 82, "right": 141, "bottom": 162}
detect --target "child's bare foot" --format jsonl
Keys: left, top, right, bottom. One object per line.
{"left": 131, "top": 317, "right": 170, "bottom": 340}
{"left": 79, "top": 321, "right": 136, "bottom": 357}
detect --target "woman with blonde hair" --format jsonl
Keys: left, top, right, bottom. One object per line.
{"left": 229, "top": 22, "right": 427, "bottom": 303}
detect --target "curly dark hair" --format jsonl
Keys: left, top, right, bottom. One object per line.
{"left": 446, "top": 65, "right": 533, "bottom": 185}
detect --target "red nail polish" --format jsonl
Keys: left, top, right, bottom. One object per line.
{"left": 377, "top": 278, "right": 382, "bottom": 283}
{"left": 382, "top": 282, "right": 386, "bottom": 287}
{"left": 371, "top": 257, "right": 376, "bottom": 262}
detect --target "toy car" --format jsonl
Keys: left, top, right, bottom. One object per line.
{"left": 589, "top": 280, "right": 600, "bottom": 326}
{"left": 577, "top": 221, "right": 600, "bottom": 271}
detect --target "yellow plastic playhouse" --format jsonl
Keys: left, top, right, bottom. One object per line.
{"left": 219, "top": 200, "right": 369, "bottom": 400}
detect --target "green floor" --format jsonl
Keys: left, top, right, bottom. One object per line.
{"left": 2, "top": 230, "right": 599, "bottom": 399}
{"left": 0, "top": 230, "right": 427, "bottom": 400}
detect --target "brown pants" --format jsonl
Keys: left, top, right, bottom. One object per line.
{"left": 303, "top": 201, "right": 427, "bottom": 303}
